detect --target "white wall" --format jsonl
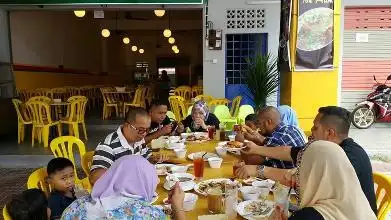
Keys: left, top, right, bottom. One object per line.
{"left": 203, "top": 0, "right": 280, "bottom": 100}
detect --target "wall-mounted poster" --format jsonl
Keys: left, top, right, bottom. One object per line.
{"left": 295, "top": 0, "right": 334, "bottom": 70}
{"left": 277, "top": 0, "right": 292, "bottom": 73}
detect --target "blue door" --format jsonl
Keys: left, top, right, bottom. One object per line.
{"left": 225, "top": 33, "right": 268, "bottom": 107}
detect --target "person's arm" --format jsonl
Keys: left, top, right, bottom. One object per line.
{"left": 263, "top": 167, "right": 292, "bottom": 187}
{"left": 235, "top": 165, "right": 294, "bottom": 187}
{"left": 89, "top": 143, "right": 114, "bottom": 185}
{"left": 144, "top": 129, "right": 167, "bottom": 144}
{"left": 89, "top": 168, "right": 107, "bottom": 186}
{"left": 241, "top": 142, "right": 294, "bottom": 162}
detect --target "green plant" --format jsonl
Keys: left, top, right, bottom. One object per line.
{"left": 241, "top": 53, "right": 280, "bottom": 109}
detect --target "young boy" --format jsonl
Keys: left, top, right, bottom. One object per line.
{"left": 47, "top": 158, "right": 76, "bottom": 220}
{"left": 236, "top": 114, "right": 258, "bottom": 142}
{"left": 144, "top": 99, "right": 174, "bottom": 144}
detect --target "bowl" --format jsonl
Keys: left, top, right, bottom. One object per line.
{"left": 183, "top": 193, "right": 198, "bottom": 211}
{"left": 228, "top": 134, "right": 236, "bottom": 141}
{"left": 169, "top": 136, "right": 181, "bottom": 143}
{"left": 207, "top": 157, "right": 223, "bottom": 169}
{"left": 194, "top": 132, "right": 208, "bottom": 139}
{"left": 252, "top": 180, "right": 274, "bottom": 189}
{"left": 174, "top": 149, "right": 187, "bottom": 159}
{"left": 166, "top": 173, "right": 195, "bottom": 189}
{"left": 215, "top": 146, "right": 227, "bottom": 157}
{"left": 167, "top": 142, "right": 185, "bottom": 150}
{"left": 180, "top": 133, "right": 191, "bottom": 139}
{"left": 240, "top": 186, "right": 261, "bottom": 200}
{"left": 171, "top": 165, "right": 188, "bottom": 173}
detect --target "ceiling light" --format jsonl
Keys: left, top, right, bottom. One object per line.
{"left": 139, "top": 49, "right": 145, "bottom": 54}
{"left": 101, "top": 29, "right": 110, "bottom": 38}
{"left": 154, "top": 9, "right": 165, "bottom": 17}
{"left": 168, "top": 37, "right": 175, "bottom": 44}
{"left": 131, "top": 46, "right": 138, "bottom": 52}
{"left": 74, "top": 10, "right": 86, "bottom": 18}
{"left": 123, "top": 37, "right": 130, "bottom": 44}
{"left": 175, "top": 49, "right": 179, "bottom": 54}
{"left": 172, "top": 45, "right": 178, "bottom": 51}
{"left": 163, "top": 29, "right": 172, "bottom": 38}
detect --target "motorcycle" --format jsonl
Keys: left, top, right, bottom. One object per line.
{"left": 352, "top": 74, "right": 391, "bottom": 129}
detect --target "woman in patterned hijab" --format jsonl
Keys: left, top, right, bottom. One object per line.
{"left": 179, "top": 100, "right": 220, "bottom": 132}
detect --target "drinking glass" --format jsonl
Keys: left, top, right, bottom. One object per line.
{"left": 193, "top": 154, "right": 204, "bottom": 180}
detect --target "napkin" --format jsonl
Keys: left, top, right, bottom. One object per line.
{"left": 198, "top": 214, "right": 228, "bottom": 220}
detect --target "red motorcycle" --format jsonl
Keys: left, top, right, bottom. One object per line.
{"left": 352, "top": 74, "right": 391, "bottom": 129}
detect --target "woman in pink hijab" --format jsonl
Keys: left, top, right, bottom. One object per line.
{"left": 61, "top": 155, "right": 185, "bottom": 220}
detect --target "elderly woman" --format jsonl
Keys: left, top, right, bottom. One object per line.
{"left": 178, "top": 100, "right": 220, "bottom": 132}
{"left": 271, "top": 140, "right": 376, "bottom": 220}
{"left": 61, "top": 155, "right": 185, "bottom": 220}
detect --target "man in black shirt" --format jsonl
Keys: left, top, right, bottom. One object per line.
{"left": 237, "top": 106, "right": 377, "bottom": 215}
{"left": 144, "top": 99, "right": 174, "bottom": 144}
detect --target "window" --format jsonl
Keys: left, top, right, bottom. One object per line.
{"left": 225, "top": 33, "right": 267, "bottom": 84}
{"left": 158, "top": 68, "right": 175, "bottom": 75}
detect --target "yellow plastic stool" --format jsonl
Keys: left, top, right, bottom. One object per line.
{"left": 374, "top": 172, "right": 391, "bottom": 220}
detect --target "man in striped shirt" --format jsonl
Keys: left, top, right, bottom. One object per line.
{"left": 89, "top": 107, "right": 168, "bottom": 185}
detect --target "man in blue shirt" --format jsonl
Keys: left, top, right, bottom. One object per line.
{"left": 241, "top": 106, "right": 306, "bottom": 169}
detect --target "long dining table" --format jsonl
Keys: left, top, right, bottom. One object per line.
{"left": 154, "top": 140, "right": 288, "bottom": 220}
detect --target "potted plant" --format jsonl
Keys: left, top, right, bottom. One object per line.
{"left": 241, "top": 53, "right": 280, "bottom": 109}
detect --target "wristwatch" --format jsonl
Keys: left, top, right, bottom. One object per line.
{"left": 257, "top": 165, "right": 266, "bottom": 179}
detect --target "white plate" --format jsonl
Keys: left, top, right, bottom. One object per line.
{"left": 193, "top": 178, "right": 234, "bottom": 196}
{"left": 237, "top": 200, "right": 275, "bottom": 219}
{"left": 163, "top": 181, "right": 196, "bottom": 192}
{"left": 187, "top": 152, "right": 219, "bottom": 161}
{"left": 155, "top": 164, "right": 175, "bottom": 176}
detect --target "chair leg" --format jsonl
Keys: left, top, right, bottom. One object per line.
{"left": 82, "top": 122, "right": 88, "bottom": 140}
{"left": 31, "top": 126, "right": 35, "bottom": 147}
{"left": 69, "top": 124, "right": 73, "bottom": 136}
{"left": 72, "top": 123, "right": 80, "bottom": 139}
{"left": 102, "top": 106, "right": 106, "bottom": 120}
{"left": 57, "top": 124, "right": 62, "bottom": 136}
{"left": 37, "top": 128, "right": 42, "bottom": 144}
{"left": 17, "top": 122, "right": 22, "bottom": 144}
{"left": 42, "top": 126, "right": 49, "bottom": 148}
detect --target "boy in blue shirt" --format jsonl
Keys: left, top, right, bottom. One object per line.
{"left": 47, "top": 158, "right": 76, "bottom": 219}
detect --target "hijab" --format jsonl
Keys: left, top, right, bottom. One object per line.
{"left": 277, "top": 105, "right": 299, "bottom": 127}
{"left": 92, "top": 155, "right": 158, "bottom": 202}
{"left": 192, "top": 100, "right": 210, "bottom": 119}
{"left": 295, "top": 140, "right": 377, "bottom": 220}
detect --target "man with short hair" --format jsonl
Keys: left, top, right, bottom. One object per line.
{"left": 89, "top": 107, "right": 167, "bottom": 185}
{"left": 243, "top": 106, "right": 305, "bottom": 169}
{"left": 237, "top": 106, "right": 377, "bottom": 214}
{"left": 144, "top": 99, "right": 173, "bottom": 144}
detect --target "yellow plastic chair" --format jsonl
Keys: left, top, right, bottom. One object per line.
{"left": 27, "top": 167, "right": 51, "bottom": 197}
{"left": 50, "top": 136, "right": 87, "bottom": 185}
{"left": 26, "top": 101, "right": 62, "bottom": 147}
{"left": 100, "top": 88, "right": 119, "bottom": 120}
{"left": 194, "top": 95, "right": 213, "bottom": 103}
{"left": 208, "top": 98, "right": 230, "bottom": 110}
{"left": 213, "top": 105, "right": 237, "bottom": 130}
{"left": 28, "top": 96, "right": 52, "bottom": 103}
{"left": 123, "top": 87, "right": 143, "bottom": 115}
{"left": 166, "top": 111, "right": 176, "bottom": 121}
{"left": 191, "top": 86, "right": 203, "bottom": 98}
{"left": 169, "top": 96, "right": 187, "bottom": 122}
{"left": 373, "top": 172, "right": 391, "bottom": 220}
{"left": 60, "top": 96, "right": 88, "bottom": 140}
{"left": 81, "top": 151, "right": 94, "bottom": 177}
{"left": 230, "top": 96, "right": 242, "bottom": 117}
{"left": 237, "top": 105, "right": 255, "bottom": 124}
{"left": 3, "top": 206, "right": 11, "bottom": 220}
{"left": 187, "top": 106, "right": 193, "bottom": 116}
{"left": 12, "top": 99, "right": 33, "bottom": 144}
{"left": 174, "top": 87, "right": 192, "bottom": 101}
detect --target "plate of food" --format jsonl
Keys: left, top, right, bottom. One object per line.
{"left": 237, "top": 200, "right": 275, "bottom": 219}
{"left": 183, "top": 132, "right": 209, "bottom": 142}
{"left": 155, "top": 164, "right": 175, "bottom": 176}
{"left": 187, "top": 152, "right": 219, "bottom": 161}
{"left": 193, "top": 178, "right": 235, "bottom": 196}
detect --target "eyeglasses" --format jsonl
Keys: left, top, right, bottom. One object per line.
{"left": 127, "top": 123, "right": 149, "bottom": 134}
